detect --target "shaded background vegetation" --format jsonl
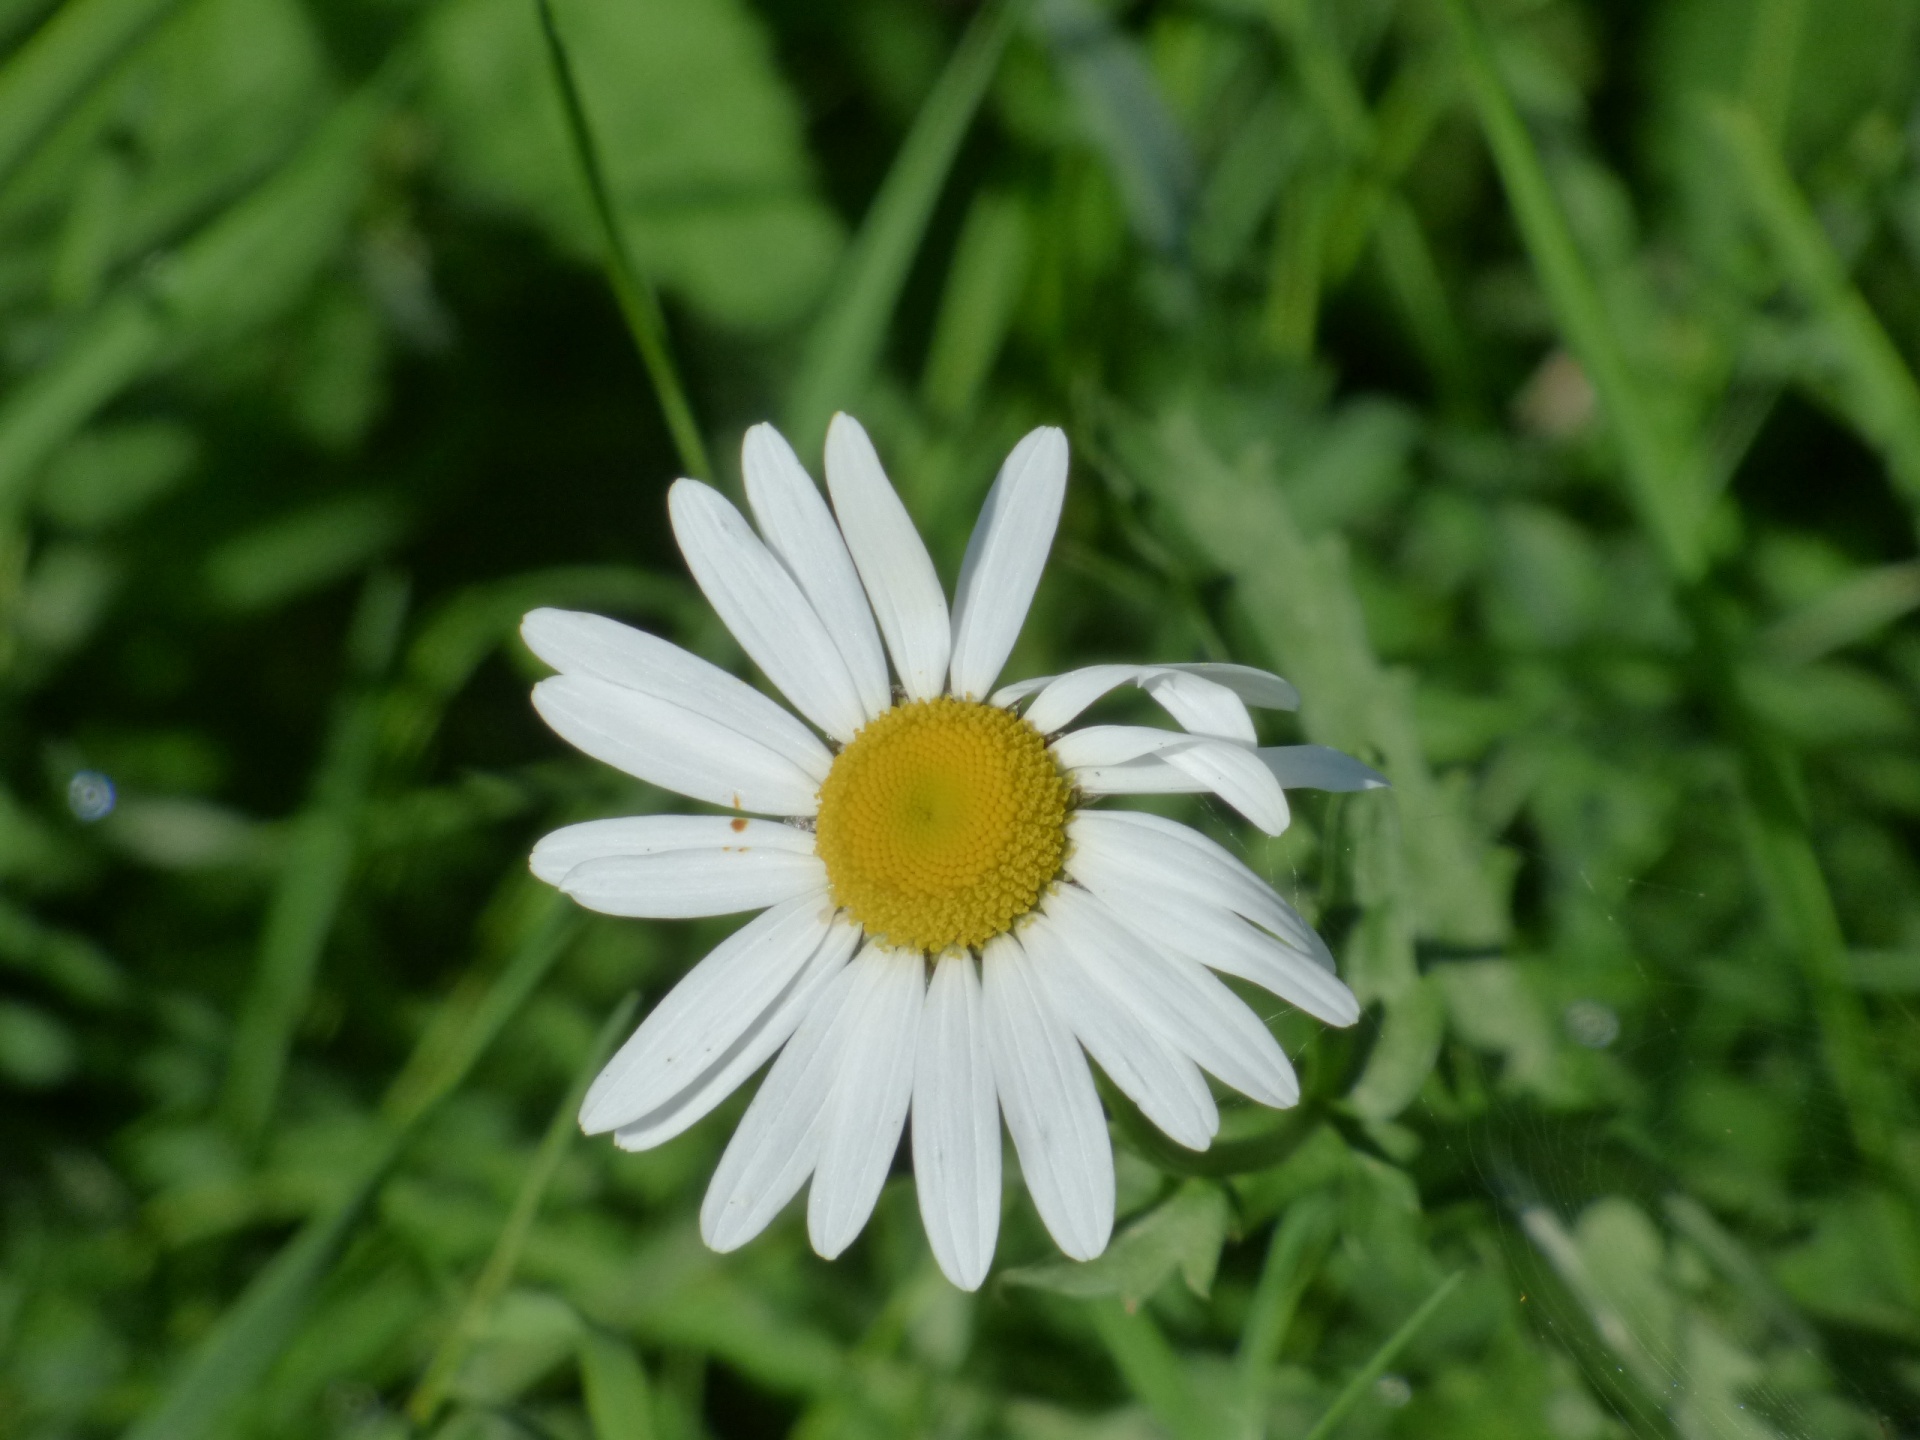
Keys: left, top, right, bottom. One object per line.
{"left": 4, "top": 0, "right": 1920, "bottom": 1435}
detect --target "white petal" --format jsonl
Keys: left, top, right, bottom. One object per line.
{"left": 669, "top": 479, "right": 869, "bottom": 742}
{"left": 1054, "top": 728, "right": 1289, "bottom": 836}
{"left": 522, "top": 608, "right": 832, "bottom": 781}
{"left": 1017, "top": 663, "right": 1268, "bottom": 737}
{"left": 613, "top": 920, "right": 860, "bottom": 1151}
{"left": 824, "top": 413, "right": 950, "bottom": 701}
{"left": 1070, "top": 757, "right": 1206, "bottom": 796}
{"left": 1141, "top": 670, "right": 1255, "bottom": 743}
{"left": 948, "top": 426, "right": 1069, "bottom": 700}
{"left": 1045, "top": 886, "right": 1300, "bottom": 1108}
{"left": 700, "top": 958, "right": 866, "bottom": 1252}
{"left": 532, "top": 675, "right": 821, "bottom": 816}
{"left": 560, "top": 850, "right": 828, "bottom": 919}
{"left": 1022, "top": 913, "right": 1217, "bottom": 1150}
{"left": 980, "top": 932, "right": 1113, "bottom": 1261}
{"left": 1065, "top": 809, "right": 1325, "bottom": 960}
{"left": 1161, "top": 741, "right": 1291, "bottom": 835}
{"left": 912, "top": 955, "right": 1001, "bottom": 1291}
{"left": 741, "top": 424, "right": 892, "bottom": 722}
{"left": 1160, "top": 662, "right": 1299, "bottom": 711}
{"left": 988, "top": 673, "right": 1054, "bottom": 708}
{"left": 1259, "top": 744, "right": 1390, "bottom": 792}
{"left": 1070, "top": 862, "right": 1358, "bottom": 1026}
{"left": 531, "top": 815, "right": 816, "bottom": 885}
{"left": 581, "top": 895, "right": 836, "bottom": 1134}
{"left": 809, "top": 949, "right": 925, "bottom": 1259}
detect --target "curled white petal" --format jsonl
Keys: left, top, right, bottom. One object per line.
{"left": 560, "top": 850, "right": 827, "bottom": 919}
{"left": 531, "top": 814, "right": 815, "bottom": 885}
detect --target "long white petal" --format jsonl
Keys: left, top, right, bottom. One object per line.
{"left": 1160, "top": 662, "right": 1299, "bottom": 711}
{"left": 948, "top": 426, "right": 1068, "bottom": 700}
{"left": 530, "top": 815, "right": 816, "bottom": 885}
{"left": 741, "top": 424, "right": 892, "bottom": 721}
{"left": 1161, "top": 741, "right": 1290, "bottom": 835}
{"left": 1023, "top": 913, "right": 1217, "bottom": 1150}
{"left": 1141, "top": 670, "right": 1255, "bottom": 742}
{"left": 981, "top": 933, "right": 1113, "bottom": 1261}
{"left": 912, "top": 955, "right": 1001, "bottom": 1291}
{"left": 669, "top": 479, "right": 869, "bottom": 742}
{"left": 824, "top": 413, "right": 950, "bottom": 701}
{"left": 700, "top": 958, "right": 866, "bottom": 1251}
{"left": 532, "top": 675, "right": 821, "bottom": 816}
{"left": 1065, "top": 809, "right": 1324, "bottom": 960}
{"left": 1071, "top": 863, "right": 1358, "bottom": 1026}
{"left": 581, "top": 895, "right": 836, "bottom": 1134}
{"left": 613, "top": 920, "right": 860, "bottom": 1151}
{"left": 1045, "top": 886, "right": 1300, "bottom": 1108}
{"left": 522, "top": 608, "right": 832, "bottom": 781}
{"left": 1070, "top": 757, "right": 1205, "bottom": 796}
{"left": 1016, "top": 663, "right": 1279, "bottom": 736}
{"left": 1054, "top": 728, "right": 1289, "bottom": 835}
{"left": 1259, "top": 745, "right": 1390, "bottom": 792}
{"left": 809, "top": 949, "right": 925, "bottom": 1259}
{"left": 560, "top": 851, "right": 828, "bottom": 919}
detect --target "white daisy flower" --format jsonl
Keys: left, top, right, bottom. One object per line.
{"left": 522, "top": 413, "right": 1386, "bottom": 1290}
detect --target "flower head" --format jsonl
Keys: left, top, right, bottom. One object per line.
{"left": 523, "top": 414, "right": 1385, "bottom": 1289}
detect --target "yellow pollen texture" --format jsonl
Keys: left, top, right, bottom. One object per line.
{"left": 815, "top": 697, "right": 1070, "bottom": 954}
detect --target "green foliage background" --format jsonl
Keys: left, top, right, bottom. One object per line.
{"left": 4, "top": 0, "right": 1920, "bottom": 1435}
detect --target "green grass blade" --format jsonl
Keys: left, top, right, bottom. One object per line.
{"left": 579, "top": 1327, "right": 661, "bottom": 1440}
{"left": 783, "top": 0, "right": 1020, "bottom": 452}
{"left": 1087, "top": 1300, "right": 1217, "bottom": 1440}
{"left": 0, "top": 0, "right": 180, "bottom": 196}
{"left": 1235, "top": 1194, "right": 1335, "bottom": 1418}
{"left": 222, "top": 570, "right": 408, "bottom": 1143}
{"left": 121, "top": 890, "right": 578, "bottom": 1440}
{"left": 1298, "top": 1272, "right": 1462, "bottom": 1440}
{"left": 1706, "top": 99, "right": 1920, "bottom": 523}
{"left": 1441, "top": 0, "right": 1707, "bottom": 581}
{"left": 409, "top": 990, "right": 639, "bottom": 1426}
{"left": 532, "top": 0, "right": 710, "bottom": 481}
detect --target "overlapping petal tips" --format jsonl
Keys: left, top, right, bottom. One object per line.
{"left": 668, "top": 479, "right": 869, "bottom": 743}
{"left": 949, "top": 426, "right": 1069, "bottom": 701}
{"left": 809, "top": 950, "right": 924, "bottom": 1259}
{"left": 1003, "top": 660, "right": 1298, "bottom": 735}
{"left": 741, "top": 424, "right": 892, "bottom": 721}
{"left": 521, "top": 608, "right": 832, "bottom": 781}
{"left": 912, "top": 956, "right": 1002, "bottom": 1291}
{"left": 531, "top": 675, "right": 822, "bottom": 816}
{"left": 579, "top": 895, "right": 838, "bottom": 1137}
{"left": 1023, "top": 912, "right": 1218, "bottom": 1150}
{"left": 981, "top": 932, "right": 1114, "bottom": 1261}
{"left": 1259, "top": 744, "right": 1390, "bottom": 792}
{"left": 824, "top": 413, "right": 951, "bottom": 701}
{"left": 1053, "top": 726, "right": 1289, "bottom": 834}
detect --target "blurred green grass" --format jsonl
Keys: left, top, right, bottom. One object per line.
{"left": 3, "top": 0, "right": 1920, "bottom": 1436}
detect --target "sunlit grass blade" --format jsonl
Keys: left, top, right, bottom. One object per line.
{"left": 1760, "top": 560, "right": 1920, "bottom": 664}
{"left": 1235, "top": 1194, "right": 1335, "bottom": 1437}
{"left": 409, "top": 990, "right": 639, "bottom": 1427}
{"left": 532, "top": 0, "right": 710, "bottom": 481}
{"left": 919, "top": 188, "right": 1030, "bottom": 421}
{"left": 0, "top": 0, "right": 180, "bottom": 195}
{"left": 1706, "top": 99, "right": 1920, "bottom": 523}
{"left": 1739, "top": 0, "right": 1805, "bottom": 141}
{"left": 783, "top": 0, "right": 1020, "bottom": 452}
{"left": 579, "top": 1326, "right": 661, "bottom": 1440}
{"left": 222, "top": 570, "right": 407, "bottom": 1144}
{"left": 121, "top": 891, "right": 578, "bottom": 1440}
{"left": 1440, "top": 0, "right": 1707, "bottom": 582}
{"left": 1297, "top": 1271, "right": 1462, "bottom": 1440}
{"left": 1087, "top": 1300, "right": 1217, "bottom": 1440}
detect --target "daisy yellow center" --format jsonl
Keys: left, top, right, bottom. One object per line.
{"left": 815, "top": 697, "right": 1071, "bottom": 953}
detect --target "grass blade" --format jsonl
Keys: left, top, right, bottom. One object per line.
{"left": 408, "top": 990, "right": 640, "bottom": 1426}
{"left": 121, "top": 891, "right": 579, "bottom": 1440}
{"left": 1087, "top": 1300, "right": 1216, "bottom": 1440}
{"left": 222, "top": 570, "right": 408, "bottom": 1144}
{"left": 783, "top": 0, "right": 1020, "bottom": 452}
{"left": 580, "top": 1327, "right": 660, "bottom": 1440}
{"left": 0, "top": 0, "right": 180, "bottom": 196}
{"left": 1298, "top": 1271, "right": 1462, "bottom": 1440}
{"left": 532, "top": 0, "right": 710, "bottom": 481}
{"left": 1235, "top": 1194, "right": 1335, "bottom": 1428}
{"left": 1706, "top": 99, "right": 1920, "bottom": 524}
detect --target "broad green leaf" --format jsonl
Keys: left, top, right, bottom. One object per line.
{"left": 1004, "top": 1180, "right": 1229, "bottom": 1305}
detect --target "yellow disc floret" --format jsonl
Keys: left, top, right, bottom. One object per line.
{"left": 815, "top": 697, "right": 1071, "bottom": 953}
